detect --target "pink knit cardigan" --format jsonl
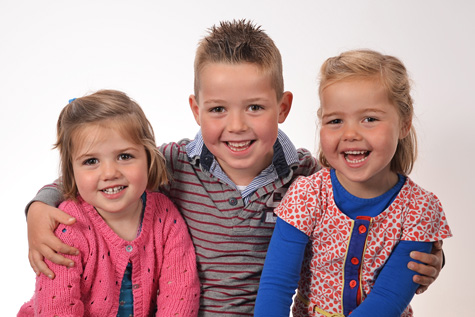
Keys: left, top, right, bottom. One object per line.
{"left": 19, "top": 191, "right": 200, "bottom": 316}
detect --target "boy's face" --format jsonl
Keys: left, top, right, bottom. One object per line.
{"left": 190, "top": 62, "right": 292, "bottom": 186}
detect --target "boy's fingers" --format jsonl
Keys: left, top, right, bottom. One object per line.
{"left": 42, "top": 235, "right": 77, "bottom": 265}
{"left": 47, "top": 251, "right": 75, "bottom": 268}
{"left": 28, "top": 250, "right": 40, "bottom": 276}
{"left": 413, "top": 273, "right": 435, "bottom": 287}
{"left": 415, "top": 285, "right": 429, "bottom": 295}
{"left": 408, "top": 260, "right": 438, "bottom": 280}
{"left": 57, "top": 243, "right": 80, "bottom": 256}
{"left": 29, "top": 249, "right": 55, "bottom": 279}
{"left": 52, "top": 208, "right": 76, "bottom": 225}
{"left": 432, "top": 240, "right": 443, "bottom": 251}
{"left": 410, "top": 251, "right": 442, "bottom": 273}
{"left": 48, "top": 233, "right": 79, "bottom": 256}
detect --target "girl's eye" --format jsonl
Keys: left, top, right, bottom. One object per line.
{"left": 118, "top": 153, "right": 133, "bottom": 161}
{"left": 83, "top": 158, "right": 98, "bottom": 165}
{"left": 210, "top": 106, "right": 225, "bottom": 113}
{"left": 364, "top": 117, "right": 377, "bottom": 123}
{"left": 248, "top": 104, "right": 263, "bottom": 111}
{"left": 328, "top": 119, "right": 342, "bottom": 124}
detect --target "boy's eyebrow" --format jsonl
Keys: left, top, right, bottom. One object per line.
{"left": 203, "top": 98, "right": 226, "bottom": 105}
{"left": 203, "top": 97, "right": 270, "bottom": 105}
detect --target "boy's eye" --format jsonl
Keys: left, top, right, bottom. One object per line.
{"left": 209, "top": 106, "right": 225, "bottom": 113}
{"left": 248, "top": 104, "right": 263, "bottom": 111}
{"left": 83, "top": 158, "right": 98, "bottom": 165}
{"left": 118, "top": 153, "right": 133, "bottom": 161}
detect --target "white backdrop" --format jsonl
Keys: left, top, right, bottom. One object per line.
{"left": 1, "top": 1, "right": 473, "bottom": 315}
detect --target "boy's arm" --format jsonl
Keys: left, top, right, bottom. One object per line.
{"left": 350, "top": 241, "right": 432, "bottom": 316}
{"left": 254, "top": 218, "right": 308, "bottom": 317}
{"left": 409, "top": 240, "right": 444, "bottom": 294}
{"left": 26, "top": 183, "right": 78, "bottom": 278}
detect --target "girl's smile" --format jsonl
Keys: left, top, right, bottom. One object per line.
{"left": 320, "top": 78, "right": 410, "bottom": 198}
{"left": 71, "top": 123, "right": 149, "bottom": 222}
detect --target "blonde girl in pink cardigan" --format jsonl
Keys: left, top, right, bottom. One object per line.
{"left": 19, "top": 90, "right": 200, "bottom": 316}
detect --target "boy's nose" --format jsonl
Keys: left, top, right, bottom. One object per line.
{"left": 227, "top": 112, "right": 247, "bottom": 132}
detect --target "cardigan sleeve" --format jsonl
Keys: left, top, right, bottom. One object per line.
{"left": 155, "top": 197, "right": 200, "bottom": 317}
{"left": 19, "top": 202, "right": 87, "bottom": 316}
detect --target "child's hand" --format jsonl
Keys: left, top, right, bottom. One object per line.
{"left": 27, "top": 202, "right": 78, "bottom": 279}
{"left": 408, "top": 240, "right": 444, "bottom": 294}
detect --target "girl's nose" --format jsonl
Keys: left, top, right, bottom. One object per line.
{"left": 342, "top": 123, "right": 361, "bottom": 141}
{"left": 101, "top": 161, "right": 120, "bottom": 180}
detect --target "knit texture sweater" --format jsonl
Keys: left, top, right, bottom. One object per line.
{"left": 19, "top": 191, "right": 200, "bottom": 316}
{"left": 26, "top": 131, "right": 319, "bottom": 316}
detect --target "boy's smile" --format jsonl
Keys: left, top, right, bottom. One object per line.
{"left": 190, "top": 62, "right": 292, "bottom": 186}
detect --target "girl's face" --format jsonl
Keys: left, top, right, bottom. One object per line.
{"left": 71, "top": 124, "right": 148, "bottom": 220}
{"left": 319, "top": 78, "right": 409, "bottom": 198}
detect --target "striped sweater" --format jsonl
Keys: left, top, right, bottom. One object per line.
{"left": 159, "top": 136, "right": 318, "bottom": 316}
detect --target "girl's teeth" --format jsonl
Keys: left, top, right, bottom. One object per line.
{"left": 344, "top": 151, "right": 368, "bottom": 163}
{"left": 345, "top": 151, "right": 366, "bottom": 155}
{"left": 102, "top": 186, "right": 124, "bottom": 194}
{"left": 345, "top": 156, "right": 368, "bottom": 163}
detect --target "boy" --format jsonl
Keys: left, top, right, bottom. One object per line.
{"left": 26, "top": 20, "right": 443, "bottom": 316}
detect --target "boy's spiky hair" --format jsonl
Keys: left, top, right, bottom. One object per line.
{"left": 193, "top": 19, "right": 284, "bottom": 100}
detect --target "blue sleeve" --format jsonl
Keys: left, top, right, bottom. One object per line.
{"left": 349, "top": 240, "right": 432, "bottom": 316}
{"left": 254, "top": 217, "right": 309, "bottom": 317}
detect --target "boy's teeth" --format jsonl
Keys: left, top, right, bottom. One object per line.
{"left": 227, "top": 141, "right": 251, "bottom": 151}
{"left": 102, "top": 186, "right": 125, "bottom": 194}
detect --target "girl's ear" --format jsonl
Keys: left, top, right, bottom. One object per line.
{"left": 399, "top": 120, "right": 412, "bottom": 139}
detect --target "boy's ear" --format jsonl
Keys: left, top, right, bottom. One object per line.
{"left": 189, "top": 95, "right": 201, "bottom": 126}
{"left": 278, "top": 91, "right": 293, "bottom": 123}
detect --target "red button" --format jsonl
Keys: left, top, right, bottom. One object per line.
{"left": 349, "top": 280, "right": 357, "bottom": 288}
{"left": 351, "top": 257, "right": 359, "bottom": 265}
{"left": 358, "top": 225, "right": 367, "bottom": 234}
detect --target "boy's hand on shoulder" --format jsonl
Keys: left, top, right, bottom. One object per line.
{"left": 408, "top": 240, "right": 444, "bottom": 294}
{"left": 27, "top": 202, "right": 78, "bottom": 279}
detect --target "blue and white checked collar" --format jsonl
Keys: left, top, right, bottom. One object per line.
{"left": 186, "top": 129, "right": 299, "bottom": 202}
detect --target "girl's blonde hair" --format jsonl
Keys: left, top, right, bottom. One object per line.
{"left": 54, "top": 89, "right": 168, "bottom": 200}
{"left": 318, "top": 49, "right": 417, "bottom": 175}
